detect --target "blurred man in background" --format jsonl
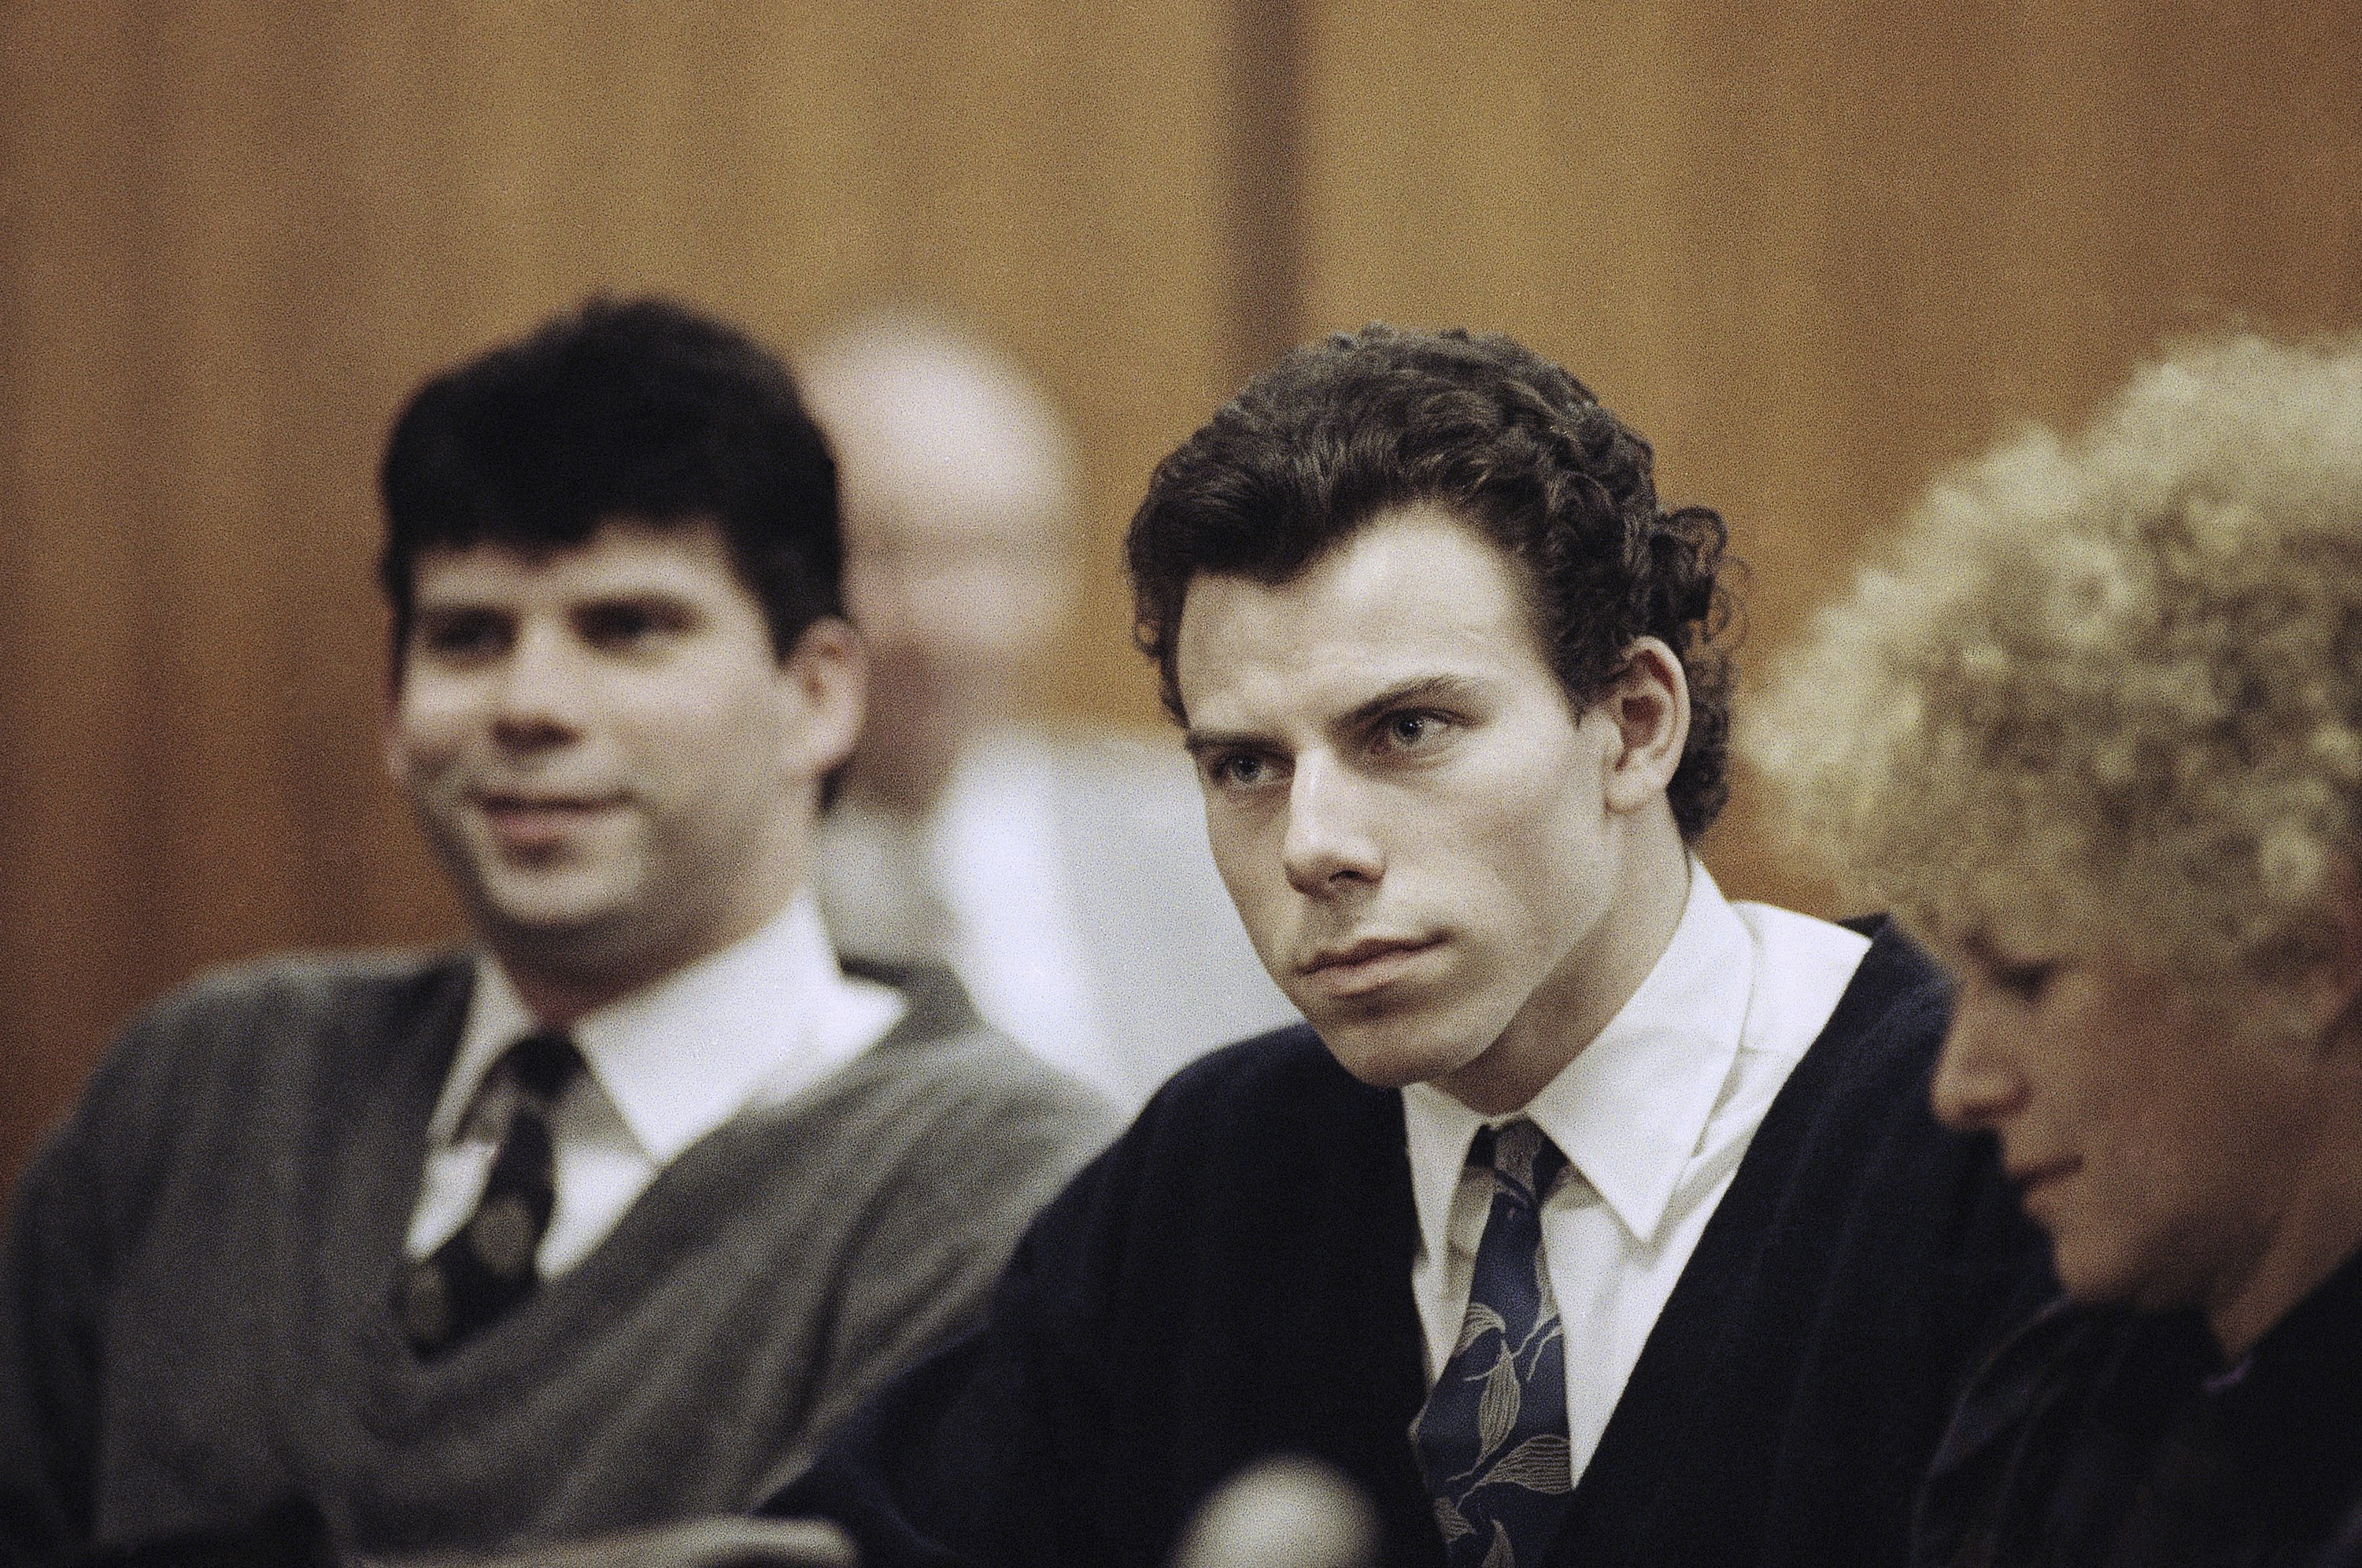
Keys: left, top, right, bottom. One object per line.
{"left": 799, "top": 316, "right": 1295, "bottom": 1105}
{"left": 0, "top": 297, "right": 1116, "bottom": 1565}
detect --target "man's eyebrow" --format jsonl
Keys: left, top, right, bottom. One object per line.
{"left": 1182, "top": 675, "right": 1486, "bottom": 758}
{"left": 575, "top": 586, "right": 700, "bottom": 611}
{"left": 1338, "top": 674, "right": 1483, "bottom": 731}
{"left": 1182, "top": 726, "right": 1264, "bottom": 760}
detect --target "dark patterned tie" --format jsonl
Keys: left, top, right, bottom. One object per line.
{"left": 396, "top": 1030, "right": 582, "bottom": 1356}
{"left": 1410, "top": 1119, "right": 1574, "bottom": 1568}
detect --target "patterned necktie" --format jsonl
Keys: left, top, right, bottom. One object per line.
{"left": 397, "top": 1029, "right": 582, "bottom": 1356}
{"left": 1410, "top": 1119, "right": 1574, "bottom": 1568}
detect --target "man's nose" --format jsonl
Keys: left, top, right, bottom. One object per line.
{"left": 1280, "top": 756, "right": 1384, "bottom": 897}
{"left": 489, "top": 621, "right": 589, "bottom": 746}
{"left": 1928, "top": 998, "right": 2027, "bottom": 1132}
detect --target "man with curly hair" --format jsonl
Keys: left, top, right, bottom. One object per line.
{"left": 1752, "top": 334, "right": 2362, "bottom": 1567}
{"left": 764, "top": 325, "right": 2049, "bottom": 1568}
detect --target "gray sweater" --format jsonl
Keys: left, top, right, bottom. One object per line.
{"left": 0, "top": 951, "right": 1120, "bottom": 1561}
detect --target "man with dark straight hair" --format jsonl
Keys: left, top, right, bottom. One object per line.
{"left": 0, "top": 296, "right": 1116, "bottom": 1564}
{"left": 766, "top": 324, "right": 2050, "bottom": 1568}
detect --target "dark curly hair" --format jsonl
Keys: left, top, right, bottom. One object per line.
{"left": 1126, "top": 324, "right": 1736, "bottom": 840}
{"left": 378, "top": 294, "right": 842, "bottom": 667}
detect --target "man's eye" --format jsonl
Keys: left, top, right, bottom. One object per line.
{"left": 1211, "top": 754, "right": 1271, "bottom": 789}
{"left": 579, "top": 602, "right": 685, "bottom": 649}
{"left": 1380, "top": 711, "right": 1445, "bottom": 749}
{"left": 417, "top": 612, "right": 508, "bottom": 660}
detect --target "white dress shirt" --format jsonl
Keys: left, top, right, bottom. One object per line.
{"left": 405, "top": 894, "right": 906, "bottom": 1276}
{"left": 1401, "top": 861, "right": 1871, "bottom": 1487}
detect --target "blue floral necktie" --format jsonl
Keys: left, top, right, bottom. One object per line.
{"left": 1410, "top": 1118, "right": 1574, "bottom": 1568}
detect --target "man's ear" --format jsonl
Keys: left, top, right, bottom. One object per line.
{"left": 777, "top": 616, "right": 867, "bottom": 783}
{"left": 1598, "top": 637, "right": 1690, "bottom": 814}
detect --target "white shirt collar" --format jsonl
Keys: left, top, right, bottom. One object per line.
{"left": 1403, "top": 859, "right": 1754, "bottom": 1247}
{"left": 429, "top": 894, "right": 904, "bottom": 1161}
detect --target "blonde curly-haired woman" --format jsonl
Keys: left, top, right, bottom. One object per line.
{"left": 1755, "top": 333, "right": 2362, "bottom": 1568}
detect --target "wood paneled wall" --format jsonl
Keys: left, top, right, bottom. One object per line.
{"left": 5, "top": 0, "right": 2359, "bottom": 1182}
{"left": 1288, "top": 0, "right": 2362, "bottom": 907}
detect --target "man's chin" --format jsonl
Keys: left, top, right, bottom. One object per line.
{"left": 1307, "top": 1011, "right": 1484, "bottom": 1093}
{"left": 470, "top": 883, "right": 647, "bottom": 967}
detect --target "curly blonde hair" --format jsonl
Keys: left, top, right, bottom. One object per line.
{"left": 1750, "top": 334, "right": 2362, "bottom": 991}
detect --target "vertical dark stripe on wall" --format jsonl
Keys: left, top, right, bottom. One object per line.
{"left": 1223, "top": 0, "right": 1307, "bottom": 383}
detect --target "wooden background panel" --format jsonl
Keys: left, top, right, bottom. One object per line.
{"left": 1292, "top": 0, "right": 2362, "bottom": 915}
{"left": 0, "top": 0, "right": 1236, "bottom": 1182}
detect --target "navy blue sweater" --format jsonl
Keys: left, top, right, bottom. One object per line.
{"left": 768, "top": 919, "right": 2052, "bottom": 1567}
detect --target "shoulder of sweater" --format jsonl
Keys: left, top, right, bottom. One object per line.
{"left": 22, "top": 950, "right": 469, "bottom": 1236}
{"left": 1806, "top": 912, "right": 1955, "bottom": 1077}
{"left": 91, "top": 948, "right": 468, "bottom": 1094}
{"left": 1112, "top": 1021, "right": 1401, "bottom": 1175}
{"left": 986, "top": 1022, "right": 1414, "bottom": 1314}
{"left": 1150, "top": 1019, "right": 1353, "bottom": 1100}
{"left": 937, "top": 1025, "right": 1347, "bottom": 1233}
{"left": 140, "top": 947, "right": 470, "bottom": 1024}
{"left": 1710, "top": 913, "right": 1970, "bottom": 1207}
